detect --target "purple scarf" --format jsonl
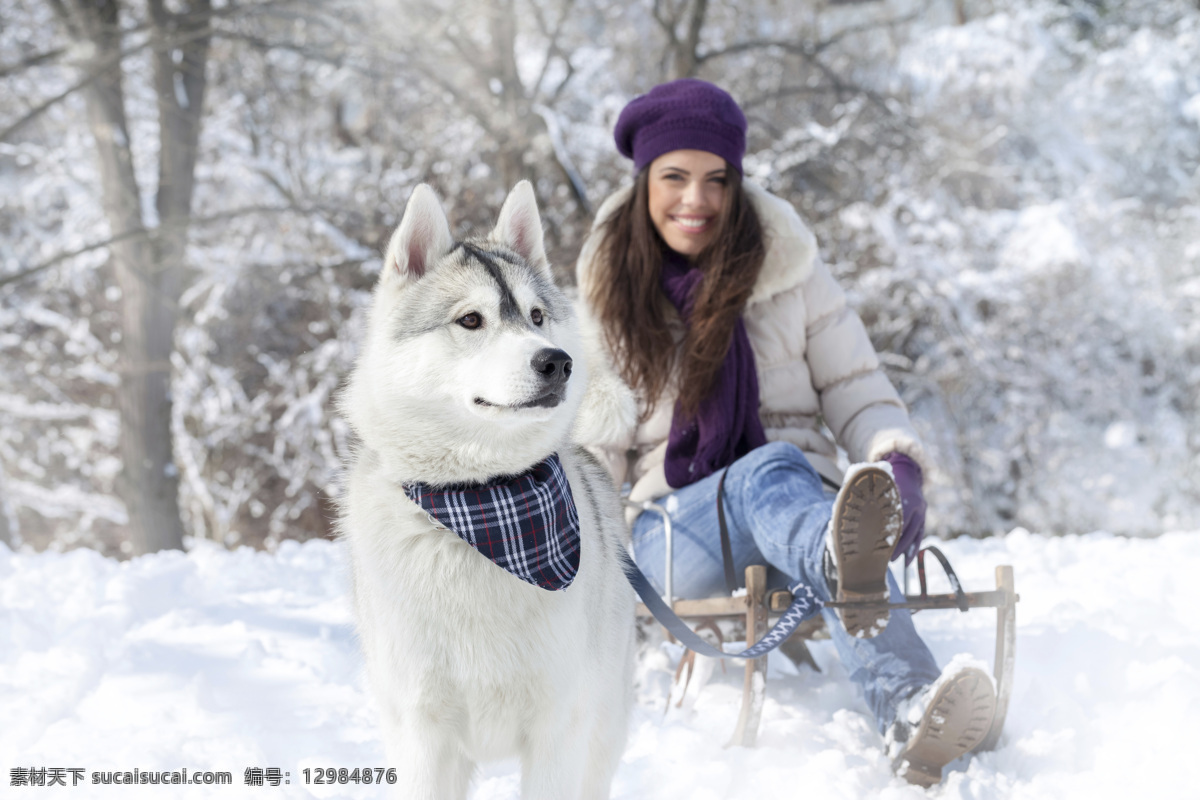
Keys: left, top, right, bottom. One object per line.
{"left": 661, "top": 251, "right": 767, "bottom": 488}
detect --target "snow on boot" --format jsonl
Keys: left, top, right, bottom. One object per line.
{"left": 887, "top": 660, "right": 998, "bottom": 787}
{"left": 828, "top": 463, "right": 902, "bottom": 638}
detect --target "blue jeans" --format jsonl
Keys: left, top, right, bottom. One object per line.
{"left": 631, "top": 441, "right": 941, "bottom": 732}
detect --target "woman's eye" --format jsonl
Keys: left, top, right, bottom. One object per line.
{"left": 457, "top": 312, "right": 483, "bottom": 330}
{"left": 531, "top": 308, "right": 544, "bottom": 326}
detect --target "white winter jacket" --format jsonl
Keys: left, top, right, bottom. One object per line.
{"left": 575, "top": 181, "right": 928, "bottom": 513}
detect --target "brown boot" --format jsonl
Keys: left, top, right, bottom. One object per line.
{"left": 887, "top": 665, "right": 998, "bottom": 787}
{"left": 828, "top": 464, "right": 902, "bottom": 638}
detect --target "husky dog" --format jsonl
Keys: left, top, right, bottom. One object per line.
{"left": 338, "top": 181, "right": 636, "bottom": 800}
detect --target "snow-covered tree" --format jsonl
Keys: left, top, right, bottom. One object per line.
{"left": 3, "top": 0, "right": 1198, "bottom": 554}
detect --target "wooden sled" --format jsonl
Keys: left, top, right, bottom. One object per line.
{"left": 632, "top": 502, "right": 1019, "bottom": 749}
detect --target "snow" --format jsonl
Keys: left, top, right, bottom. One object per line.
{"left": 2, "top": 1, "right": 1199, "bottom": 792}
{"left": 4, "top": 530, "right": 1199, "bottom": 798}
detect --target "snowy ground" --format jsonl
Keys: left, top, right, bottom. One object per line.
{"left": 2, "top": 529, "right": 1198, "bottom": 798}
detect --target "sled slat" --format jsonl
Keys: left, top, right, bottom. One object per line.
{"left": 978, "top": 565, "right": 1016, "bottom": 751}
{"left": 639, "top": 589, "right": 1018, "bottom": 619}
{"left": 728, "top": 565, "right": 768, "bottom": 748}
{"left": 827, "top": 589, "right": 1016, "bottom": 611}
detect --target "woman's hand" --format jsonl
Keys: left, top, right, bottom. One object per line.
{"left": 882, "top": 452, "right": 926, "bottom": 564}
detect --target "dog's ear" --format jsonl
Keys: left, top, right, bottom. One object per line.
{"left": 492, "top": 180, "right": 548, "bottom": 271}
{"left": 383, "top": 184, "right": 453, "bottom": 282}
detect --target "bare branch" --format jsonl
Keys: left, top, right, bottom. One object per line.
{"left": 696, "top": 11, "right": 918, "bottom": 64}
{"left": 549, "top": 57, "right": 576, "bottom": 104}
{"left": 0, "top": 224, "right": 151, "bottom": 290}
{"left": 214, "top": 30, "right": 348, "bottom": 67}
{"left": 0, "top": 7, "right": 234, "bottom": 146}
{"left": 740, "top": 84, "right": 841, "bottom": 110}
{"left": 0, "top": 46, "right": 68, "bottom": 79}
{"left": 813, "top": 11, "right": 920, "bottom": 53}
{"left": 652, "top": 0, "right": 679, "bottom": 45}
{"left": 2, "top": 0, "right": 332, "bottom": 144}
{"left": 533, "top": 103, "right": 591, "bottom": 215}
{"left": 696, "top": 37, "right": 811, "bottom": 63}
{"left": 45, "top": 0, "right": 83, "bottom": 40}
{"left": 527, "top": 0, "right": 556, "bottom": 39}
{"left": 696, "top": 7, "right": 916, "bottom": 65}
{"left": 529, "top": 0, "right": 576, "bottom": 101}
{"left": 0, "top": 35, "right": 152, "bottom": 144}
{"left": 680, "top": 0, "right": 708, "bottom": 75}
{"left": 438, "top": 29, "right": 499, "bottom": 87}
{"left": 0, "top": 203, "right": 335, "bottom": 290}
{"left": 689, "top": 30, "right": 903, "bottom": 114}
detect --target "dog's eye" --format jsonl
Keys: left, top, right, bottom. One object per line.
{"left": 531, "top": 308, "right": 544, "bottom": 326}
{"left": 457, "top": 312, "right": 483, "bottom": 330}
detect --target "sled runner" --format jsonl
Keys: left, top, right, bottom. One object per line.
{"left": 630, "top": 500, "right": 1019, "bottom": 750}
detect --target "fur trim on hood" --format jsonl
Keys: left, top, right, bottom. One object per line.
{"left": 570, "top": 301, "right": 637, "bottom": 449}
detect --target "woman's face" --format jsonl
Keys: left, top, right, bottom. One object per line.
{"left": 646, "top": 149, "right": 727, "bottom": 258}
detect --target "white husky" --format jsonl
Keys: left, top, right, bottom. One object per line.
{"left": 338, "top": 181, "right": 636, "bottom": 800}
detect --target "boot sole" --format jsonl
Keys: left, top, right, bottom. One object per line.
{"left": 894, "top": 667, "right": 998, "bottom": 787}
{"left": 831, "top": 466, "right": 902, "bottom": 638}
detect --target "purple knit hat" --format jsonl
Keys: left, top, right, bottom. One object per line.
{"left": 614, "top": 79, "right": 747, "bottom": 174}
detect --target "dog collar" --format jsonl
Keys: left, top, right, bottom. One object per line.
{"left": 402, "top": 454, "right": 581, "bottom": 591}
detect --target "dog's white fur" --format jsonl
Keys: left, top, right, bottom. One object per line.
{"left": 338, "top": 182, "right": 636, "bottom": 799}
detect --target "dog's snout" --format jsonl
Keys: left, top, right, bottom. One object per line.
{"left": 531, "top": 348, "right": 572, "bottom": 385}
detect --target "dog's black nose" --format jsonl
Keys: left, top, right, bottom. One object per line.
{"left": 531, "top": 348, "right": 573, "bottom": 386}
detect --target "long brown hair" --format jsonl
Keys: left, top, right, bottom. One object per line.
{"left": 587, "top": 164, "right": 767, "bottom": 420}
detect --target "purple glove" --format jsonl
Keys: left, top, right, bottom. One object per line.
{"left": 881, "top": 452, "right": 926, "bottom": 564}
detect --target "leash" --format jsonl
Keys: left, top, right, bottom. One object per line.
{"left": 623, "top": 554, "right": 825, "bottom": 660}
{"left": 628, "top": 464, "right": 825, "bottom": 660}
{"left": 716, "top": 467, "right": 739, "bottom": 595}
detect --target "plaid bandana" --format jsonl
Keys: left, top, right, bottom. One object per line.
{"left": 403, "top": 454, "right": 581, "bottom": 591}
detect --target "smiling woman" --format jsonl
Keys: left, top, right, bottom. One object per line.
{"left": 574, "top": 78, "right": 996, "bottom": 787}
{"left": 586, "top": 85, "right": 766, "bottom": 423}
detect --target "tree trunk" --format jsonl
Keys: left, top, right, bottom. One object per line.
{"left": 489, "top": 0, "right": 529, "bottom": 190}
{"left": 654, "top": 0, "right": 709, "bottom": 80}
{"left": 674, "top": 0, "right": 708, "bottom": 79}
{"left": 51, "top": 0, "right": 212, "bottom": 555}
{"left": 0, "top": 468, "right": 12, "bottom": 548}
{"left": 66, "top": 0, "right": 183, "bottom": 555}
{"left": 144, "top": 0, "right": 211, "bottom": 554}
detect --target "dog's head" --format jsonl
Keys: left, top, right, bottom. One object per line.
{"left": 342, "top": 181, "right": 586, "bottom": 484}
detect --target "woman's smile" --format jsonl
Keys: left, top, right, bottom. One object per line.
{"left": 670, "top": 214, "right": 714, "bottom": 232}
